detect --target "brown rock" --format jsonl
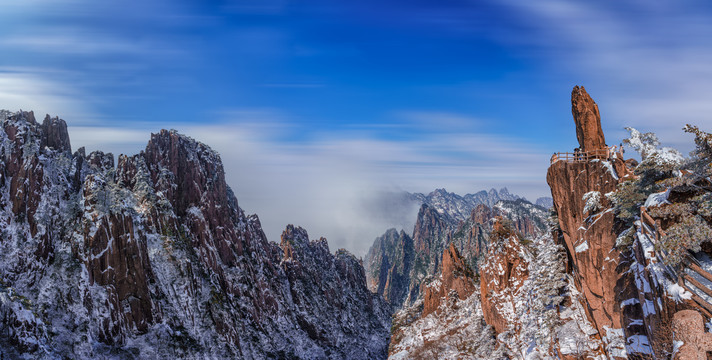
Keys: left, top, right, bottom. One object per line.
{"left": 422, "top": 244, "right": 476, "bottom": 317}
{"left": 547, "top": 160, "right": 624, "bottom": 329}
{"left": 571, "top": 86, "right": 606, "bottom": 152}
{"left": 0, "top": 112, "right": 393, "bottom": 358}
{"left": 86, "top": 150, "right": 114, "bottom": 170}
{"left": 84, "top": 209, "right": 157, "bottom": 342}
{"left": 672, "top": 310, "right": 712, "bottom": 360}
{"left": 40, "top": 114, "right": 71, "bottom": 153}
{"left": 549, "top": 87, "right": 662, "bottom": 358}
{"left": 479, "top": 218, "right": 529, "bottom": 334}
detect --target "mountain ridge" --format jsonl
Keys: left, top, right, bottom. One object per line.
{"left": 0, "top": 110, "right": 391, "bottom": 359}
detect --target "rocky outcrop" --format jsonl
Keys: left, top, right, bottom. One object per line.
{"left": 40, "top": 114, "right": 71, "bottom": 153}
{"left": 364, "top": 229, "right": 413, "bottom": 306}
{"left": 547, "top": 157, "right": 630, "bottom": 331}
{"left": 422, "top": 244, "right": 477, "bottom": 317}
{"left": 672, "top": 310, "right": 712, "bottom": 360}
{"left": 365, "top": 196, "right": 548, "bottom": 310}
{"left": 478, "top": 219, "right": 530, "bottom": 334}
{"left": 571, "top": 85, "right": 606, "bottom": 152}
{"left": 387, "top": 291, "right": 498, "bottom": 359}
{"left": 548, "top": 87, "right": 653, "bottom": 358}
{"left": 0, "top": 110, "right": 391, "bottom": 359}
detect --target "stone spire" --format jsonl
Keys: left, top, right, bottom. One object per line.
{"left": 571, "top": 86, "right": 606, "bottom": 152}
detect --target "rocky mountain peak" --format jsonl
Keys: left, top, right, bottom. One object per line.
{"left": 280, "top": 224, "right": 331, "bottom": 262}
{"left": 144, "top": 128, "right": 232, "bottom": 218}
{"left": 571, "top": 85, "right": 606, "bottom": 152}
{"left": 422, "top": 243, "right": 477, "bottom": 317}
{"left": 0, "top": 110, "right": 391, "bottom": 359}
{"left": 40, "top": 114, "right": 71, "bottom": 153}
{"left": 549, "top": 87, "right": 647, "bottom": 358}
{"left": 479, "top": 218, "right": 530, "bottom": 334}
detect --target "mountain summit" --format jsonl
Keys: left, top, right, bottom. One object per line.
{"left": 0, "top": 110, "right": 391, "bottom": 359}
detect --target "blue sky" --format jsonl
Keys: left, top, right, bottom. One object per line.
{"left": 1, "top": 0, "right": 711, "bottom": 254}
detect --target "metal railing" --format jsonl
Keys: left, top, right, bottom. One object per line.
{"left": 550, "top": 147, "right": 622, "bottom": 164}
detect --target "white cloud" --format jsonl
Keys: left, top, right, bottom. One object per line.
{"left": 497, "top": 0, "right": 712, "bottom": 152}
{"left": 0, "top": 71, "right": 95, "bottom": 124}
{"left": 177, "top": 112, "right": 550, "bottom": 256}
{"left": 0, "top": 33, "right": 149, "bottom": 55}
{"left": 63, "top": 109, "right": 551, "bottom": 256}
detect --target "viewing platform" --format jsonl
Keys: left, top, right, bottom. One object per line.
{"left": 550, "top": 146, "right": 623, "bottom": 164}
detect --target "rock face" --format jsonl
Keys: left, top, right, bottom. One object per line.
{"left": 40, "top": 114, "right": 71, "bottom": 154}
{"left": 478, "top": 219, "right": 530, "bottom": 334}
{"left": 422, "top": 244, "right": 477, "bottom": 317}
{"left": 547, "top": 87, "right": 657, "bottom": 358}
{"left": 0, "top": 110, "right": 391, "bottom": 359}
{"left": 571, "top": 85, "right": 606, "bottom": 152}
{"left": 547, "top": 157, "right": 630, "bottom": 332}
{"left": 364, "top": 229, "right": 413, "bottom": 306}
{"left": 672, "top": 310, "right": 712, "bottom": 360}
{"left": 387, "top": 291, "right": 498, "bottom": 359}
{"left": 364, "top": 194, "right": 548, "bottom": 310}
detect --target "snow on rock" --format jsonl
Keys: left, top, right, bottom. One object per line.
{"left": 582, "top": 191, "right": 602, "bottom": 214}
{"left": 575, "top": 240, "right": 589, "bottom": 253}
{"left": 601, "top": 161, "right": 619, "bottom": 180}
{"left": 366, "top": 195, "right": 548, "bottom": 309}
{"left": 602, "top": 326, "right": 628, "bottom": 358}
{"left": 667, "top": 283, "right": 693, "bottom": 303}
{"left": 644, "top": 189, "right": 671, "bottom": 208}
{"left": 625, "top": 335, "right": 652, "bottom": 355}
{"left": 388, "top": 293, "right": 499, "bottom": 359}
{"left": 557, "top": 275, "right": 604, "bottom": 358}
{"left": 0, "top": 111, "right": 392, "bottom": 359}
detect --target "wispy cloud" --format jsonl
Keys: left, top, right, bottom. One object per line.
{"left": 0, "top": 70, "right": 96, "bottom": 123}
{"left": 4, "top": 0, "right": 711, "bottom": 256}
{"left": 496, "top": 0, "right": 712, "bottom": 150}
{"left": 66, "top": 109, "right": 551, "bottom": 256}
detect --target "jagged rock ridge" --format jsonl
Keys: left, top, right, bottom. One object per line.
{"left": 365, "top": 188, "right": 549, "bottom": 310}
{"left": 0, "top": 110, "right": 391, "bottom": 359}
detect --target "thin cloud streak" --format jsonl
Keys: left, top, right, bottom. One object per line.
{"left": 497, "top": 0, "right": 712, "bottom": 152}
{"left": 0, "top": 72, "right": 96, "bottom": 124}
{"left": 67, "top": 112, "right": 551, "bottom": 256}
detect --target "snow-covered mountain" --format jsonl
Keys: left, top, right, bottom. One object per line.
{"left": 379, "top": 85, "right": 707, "bottom": 359}
{"left": 414, "top": 187, "right": 522, "bottom": 222}
{"left": 0, "top": 110, "right": 391, "bottom": 359}
{"left": 364, "top": 187, "right": 549, "bottom": 309}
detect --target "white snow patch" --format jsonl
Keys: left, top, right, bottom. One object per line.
{"left": 575, "top": 241, "right": 589, "bottom": 253}
{"left": 620, "top": 298, "right": 640, "bottom": 308}
{"left": 667, "top": 283, "right": 693, "bottom": 303}
{"left": 627, "top": 335, "right": 653, "bottom": 355}
{"left": 672, "top": 340, "right": 683, "bottom": 358}
{"left": 582, "top": 191, "right": 602, "bottom": 214}
{"left": 642, "top": 299, "right": 656, "bottom": 316}
{"left": 601, "top": 161, "right": 619, "bottom": 180}
{"left": 602, "top": 326, "right": 627, "bottom": 358}
{"left": 644, "top": 189, "right": 671, "bottom": 208}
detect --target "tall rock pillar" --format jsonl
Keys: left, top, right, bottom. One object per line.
{"left": 547, "top": 86, "right": 641, "bottom": 359}
{"left": 571, "top": 86, "right": 606, "bottom": 152}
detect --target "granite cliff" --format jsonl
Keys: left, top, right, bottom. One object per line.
{"left": 0, "top": 110, "right": 391, "bottom": 359}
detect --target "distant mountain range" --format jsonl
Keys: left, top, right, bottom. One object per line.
{"left": 364, "top": 187, "right": 550, "bottom": 309}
